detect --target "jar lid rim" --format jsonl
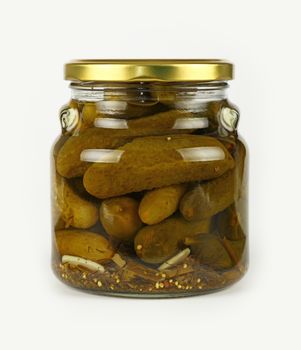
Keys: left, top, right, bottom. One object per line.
{"left": 64, "top": 59, "right": 233, "bottom": 82}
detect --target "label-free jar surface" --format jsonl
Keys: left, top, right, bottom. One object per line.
{"left": 51, "top": 60, "right": 248, "bottom": 297}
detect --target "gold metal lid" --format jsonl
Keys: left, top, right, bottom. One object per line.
{"left": 64, "top": 59, "right": 233, "bottom": 82}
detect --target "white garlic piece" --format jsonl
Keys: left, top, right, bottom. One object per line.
{"left": 220, "top": 107, "right": 239, "bottom": 132}
{"left": 62, "top": 255, "right": 105, "bottom": 273}
{"left": 158, "top": 248, "right": 191, "bottom": 271}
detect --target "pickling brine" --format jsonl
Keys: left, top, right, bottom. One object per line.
{"left": 51, "top": 60, "right": 248, "bottom": 297}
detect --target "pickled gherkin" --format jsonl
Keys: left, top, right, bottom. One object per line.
{"left": 55, "top": 230, "right": 114, "bottom": 262}
{"left": 139, "top": 184, "right": 187, "bottom": 225}
{"left": 81, "top": 102, "right": 97, "bottom": 127}
{"left": 188, "top": 234, "right": 233, "bottom": 269}
{"left": 54, "top": 175, "right": 98, "bottom": 229}
{"left": 52, "top": 60, "right": 248, "bottom": 297}
{"left": 56, "top": 128, "right": 132, "bottom": 178}
{"left": 56, "top": 110, "right": 204, "bottom": 179}
{"left": 99, "top": 196, "right": 143, "bottom": 240}
{"left": 180, "top": 170, "right": 235, "bottom": 221}
{"left": 83, "top": 135, "right": 234, "bottom": 199}
{"left": 134, "top": 217, "right": 210, "bottom": 264}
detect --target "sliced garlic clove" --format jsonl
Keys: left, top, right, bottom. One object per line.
{"left": 111, "top": 253, "right": 126, "bottom": 268}
{"left": 219, "top": 107, "right": 239, "bottom": 132}
{"left": 60, "top": 107, "right": 79, "bottom": 132}
{"left": 158, "top": 248, "right": 191, "bottom": 271}
{"left": 62, "top": 255, "right": 105, "bottom": 273}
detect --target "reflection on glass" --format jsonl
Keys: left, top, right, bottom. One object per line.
{"left": 174, "top": 100, "right": 207, "bottom": 112}
{"left": 80, "top": 149, "right": 124, "bottom": 163}
{"left": 94, "top": 118, "right": 128, "bottom": 129}
{"left": 96, "top": 101, "right": 127, "bottom": 114}
{"left": 177, "top": 146, "right": 225, "bottom": 162}
{"left": 172, "top": 117, "right": 209, "bottom": 130}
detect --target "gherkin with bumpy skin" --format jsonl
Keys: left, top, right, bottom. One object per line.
{"left": 134, "top": 217, "right": 210, "bottom": 264}
{"left": 56, "top": 128, "right": 132, "bottom": 178}
{"left": 55, "top": 175, "right": 98, "bottom": 229}
{"left": 139, "top": 184, "right": 187, "bottom": 225}
{"left": 55, "top": 230, "right": 114, "bottom": 262}
{"left": 56, "top": 109, "right": 202, "bottom": 179}
{"left": 99, "top": 196, "right": 143, "bottom": 240}
{"left": 180, "top": 170, "right": 235, "bottom": 221}
{"left": 84, "top": 135, "right": 234, "bottom": 199}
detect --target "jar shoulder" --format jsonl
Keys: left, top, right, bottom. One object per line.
{"left": 54, "top": 97, "right": 245, "bottom": 136}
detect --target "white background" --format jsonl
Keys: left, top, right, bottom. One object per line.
{"left": 0, "top": 0, "right": 300, "bottom": 349}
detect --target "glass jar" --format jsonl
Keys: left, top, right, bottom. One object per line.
{"left": 51, "top": 60, "right": 248, "bottom": 297}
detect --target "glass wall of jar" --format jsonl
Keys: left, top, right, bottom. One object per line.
{"left": 51, "top": 60, "right": 248, "bottom": 297}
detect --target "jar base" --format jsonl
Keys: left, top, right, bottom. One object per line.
{"left": 53, "top": 262, "right": 247, "bottom": 298}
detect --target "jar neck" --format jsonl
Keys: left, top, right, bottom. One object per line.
{"left": 70, "top": 82, "right": 228, "bottom": 102}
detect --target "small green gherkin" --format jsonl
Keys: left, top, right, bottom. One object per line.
{"left": 99, "top": 196, "right": 143, "bottom": 240}
{"left": 180, "top": 170, "right": 235, "bottom": 221}
{"left": 139, "top": 184, "right": 187, "bottom": 225}
{"left": 54, "top": 175, "right": 98, "bottom": 229}
{"left": 134, "top": 217, "right": 210, "bottom": 264}
{"left": 189, "top": 234, "right": 233, "bottom": 269}
{"left": 55, "top": 230, "right": 114, "bottom": 262}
